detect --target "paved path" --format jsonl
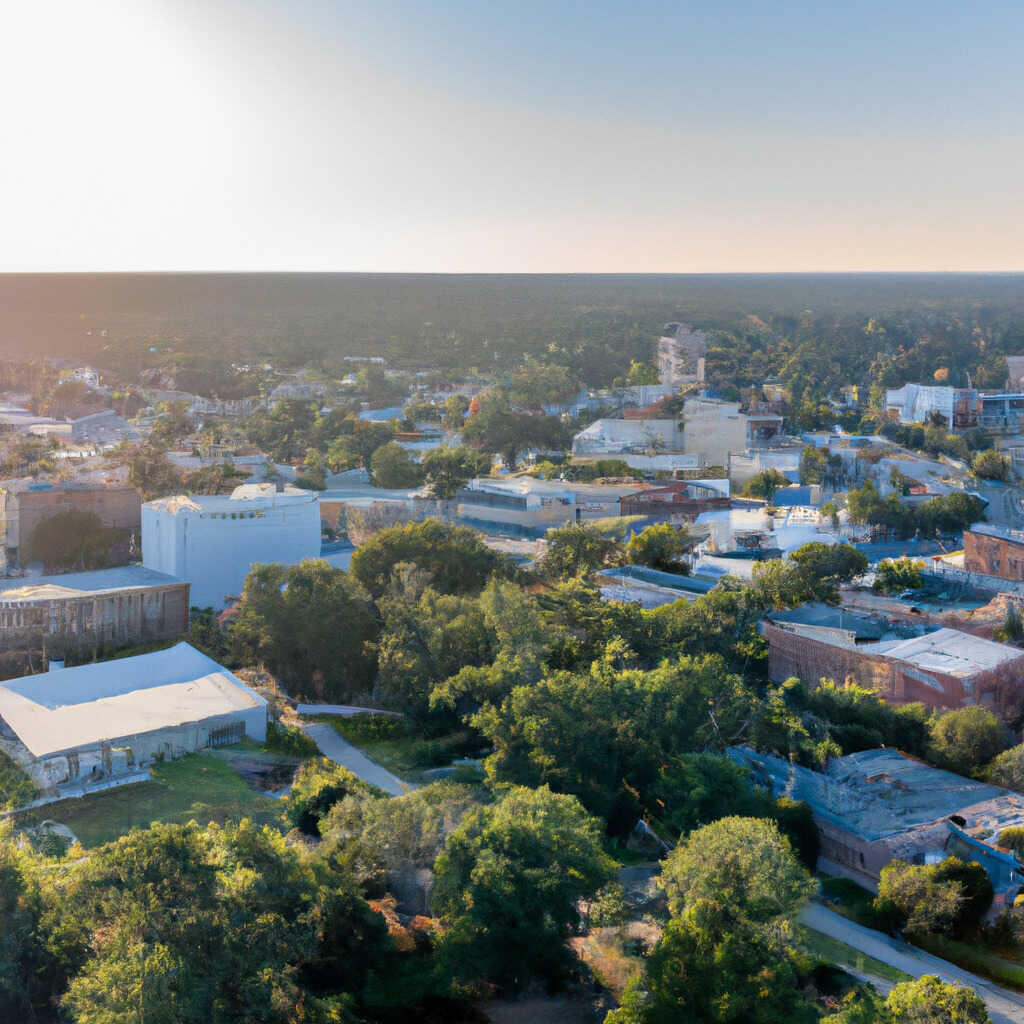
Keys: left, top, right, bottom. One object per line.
{"left": 801, "top": 902, "right": 1024, "bottom": 1024}
{"left": 296, "top": 704, "right": 402, "bottom": 718}
{"left": 298, "top": 722, "right": 412, "bottom": 797}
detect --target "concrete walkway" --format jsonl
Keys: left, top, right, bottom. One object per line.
{"left": 298, "top": 722, "right": 412, "bottom": 797}
{"left": 801, "top": 902, "right": 1024, "bottom": 1024}
{"left": 296, "top": 704, "right": 402, "bottom": 718}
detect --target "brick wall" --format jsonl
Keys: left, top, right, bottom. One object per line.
{"left": 964, "top": 529, "right": 1024, "bottom": 581}
{"left": 13, "top": 487, "right": 141, "bottom": 561}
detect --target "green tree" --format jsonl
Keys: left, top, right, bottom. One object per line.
{"left": 606, "top": 900, "right": 819, "bottom": 1024}
{"left": 624, "top": 360, "right": 660, "bottom": 386}
{"left": 26, "top": 508, "right": 113, "bottom": 570}
{"left": 443, "top": 393, "right": 470, "bottom": 429}
{"left": 627, "top": 522, "right": 692, "bottom": 573}
{"left": 420, "top": 445, "right": 492, "bottom": 498}
{"left": 539, "top": 521, "right": 625, "bottom": 578}
{"left": 788, "top": 541, "right": 868, "bottom": 600}
{"left": 972, "top": 449, "right": 1011, "bottom": 481}
{"left": 126, "top": 443, "right": 185, "bottom": 500}
{"left": 884, "top": 974, "right": 990, "bottom": 1024}
{"left": 928, "top": 706, "right": 1008, "bottom": 776}
{"left": 659, "top": 816, "right": 815, "bottom": 923}
{"left": 741, "top": 468, "right": 790, "bottom": 502}
{"left": 230, "top": 559, "right": 380, "bottom": 701}
{"left": 986, "top": 743, "right": 1024, "bottom": 791}
{"left": 282, "top": 757, "right": 371, "bottom": 835}
{"left": 432, "top": 785, "right": 614, "bottom": 992}
{"left": 60, "top": 820, "right": 392, "bottom": 1024}
{"left": 799, "top": 444, "right": 828, "bottom": 484}
{"left": 875, "top": 859, "right": 979, "bottom": 937}
{"left": 349, "top": 519, "right": 511, "bottom": 599}
{"left": 874, "top": 557, "right": 925, "bottom": 594}
{"left": 461, "top": 395, "right": 569, "bottom": 469}
{"left": 369, "top": 442, "right": 424, "bottom": 488}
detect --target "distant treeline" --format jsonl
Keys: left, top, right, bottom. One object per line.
{"left": 3, "top": 272, "right": 1024, "bottom": 392}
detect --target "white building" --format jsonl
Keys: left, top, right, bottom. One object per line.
{"left": 657, "top": 324, "right": 707, "bottom": 387}
{"left": 0, "top": 642, "right": 267, "bottom": 791}
{"left": 884, "top": 384, "right": 956, "bottom": 425}
{"left": 572, "top": 418, "right": 686, "bottom": 456}
{"left": 142, "top": 484, "right": 321, "bottom": 608}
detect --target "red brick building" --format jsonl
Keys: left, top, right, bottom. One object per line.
{"left": 764, "top": 616, "right": 1024, "bottom": 720}
{"left": 964, "top": 523, "right": 1024, "bottom": 581}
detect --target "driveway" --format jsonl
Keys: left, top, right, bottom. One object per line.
{"left": 801, "top": 902, "right": 1024, "bottom": 1024}
{"left": 298, "top": 722, "right": 412, "bottom": 797}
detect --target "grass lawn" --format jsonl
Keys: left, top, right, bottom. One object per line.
{"left": 15, "top": 751, "right": 283, "bottom": 848}
{"left": 818, "top": 875, "right": 887, "bottom": 930}
{"left": 913, "top": 934, "right": 1024, "bottom": 992}
{"left": 305, "top": 714, "right": 485, "bottom": 785}
{"left": 797, "top": 925, "right": 911, "bottom": 984}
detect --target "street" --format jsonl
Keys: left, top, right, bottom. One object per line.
{"left": 800, "top": 902, "right": 1024, "bottom": 1023}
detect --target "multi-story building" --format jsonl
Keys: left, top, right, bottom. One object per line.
{"left": 142, "top": 484, "right": 321, "bottom": 608}
{"left": 657, "top": 323, "right": 707, "bottom": 387}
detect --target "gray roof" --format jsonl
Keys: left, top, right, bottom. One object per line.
{"left": 968, "top": 522, "right": 1024, "bottom": 545}
{"left": 729, "top": 746, "right": 1011, "bottom": 842}
{"left": 0, "top": 565, "right": 184, "bottom": 602}
{"left": 766, "top": 603, "right": 888, "bottom": 640}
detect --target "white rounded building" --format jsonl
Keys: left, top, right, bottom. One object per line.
{"left": 142, "top": 484, "right": 321, "bottom": 609}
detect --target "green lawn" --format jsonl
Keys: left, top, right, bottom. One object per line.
{"left": 797, "top": 926, "right": 912, "bottom": 984}
{"left": 818, "top": 875, "right": 888, "bottom": 930}
{"left": 306, "top": 714, "right": 484, "bottom": 785}
{"left": 913, "top": 934, "right": 1024, "bottom": 992}
{"left": 15, "top": 752, "right": 283, "bottom": 848}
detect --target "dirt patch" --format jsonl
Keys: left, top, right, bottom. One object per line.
{"left": 209, "top": 750, "right": 300, "bottom": 792}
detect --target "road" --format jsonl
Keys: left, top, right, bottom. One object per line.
{"left": 298, "top": 722, "right": 413, "bottom": 797}
{"left": 801, "top": 903, "right": 1024, "bottom": 1023}
{"left": 296, "top": 703, "right": 402, "bottom": 718}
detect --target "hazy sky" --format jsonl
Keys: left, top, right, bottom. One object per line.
{"left": 3, "top": 0, "right": 1023, "bottom": 272}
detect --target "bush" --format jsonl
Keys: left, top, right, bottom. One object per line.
{"left": 282, "top": 758, "right": 370, "bottom": 835}
{"left": 264, "top": 719, "right": 319, "bottom": 758}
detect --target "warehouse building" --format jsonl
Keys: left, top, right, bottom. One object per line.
{"left": 142, "top": 484, "right": 321, "bottom": 608}
{"left": 0, "top": 565, "right": 189, "bottom": 652}
{"left": 764, "top": 608, "right": 1024, "bottom": 719}
{"left": 729, "top": 746, "right": 1024, "bottom": 906}
{"left": 0, "top": 642, "right": 267, "bottom": 791}
{"left": 964, "top": 523, "right": 1024, "bottom": 582}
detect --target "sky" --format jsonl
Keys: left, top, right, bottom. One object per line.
{"left": 2, "top": 0, "right": 1023, "bottom": 272}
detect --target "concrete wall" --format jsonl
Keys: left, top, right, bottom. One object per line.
{"left": 682, "top": 399, "right": 749, "bottom": 467}
{"left": 142, "top": 497, "right": 321, "bottom": 608}
{"left": 28, "top": 705, "right": 267, "bottom": 789}
{"left": 0, "top": 582, "right": 189, "bottom": 651}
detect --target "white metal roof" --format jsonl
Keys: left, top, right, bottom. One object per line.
{"left": 866, "top": 628, "right": 1023, "bottom": 678}
{"left": 0, "top": 642, "right": 266, "bottom": 758}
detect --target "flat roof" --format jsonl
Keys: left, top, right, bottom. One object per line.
{"left": 144, "top": 484, "right": 318, "bottom": 514}
{"left": 729, "top": 747, "right": 1011, "bottom": 842}
{"left": 969, "top": 522, "right": 1024, "bottom": 545}
{"left": 0, "top": 565, "right": 185, "bottom": 603}
{"left": 863, "top": 627, "right": 1022, "bottom": 678}
{"left": 0, "top": 642, "right": 265, "bottom": 758}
